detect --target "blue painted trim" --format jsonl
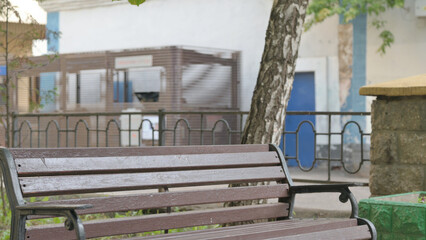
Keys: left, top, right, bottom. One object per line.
{"left": 350, "top": 13, "right": 367, "bottom": 112}
{"left": 341, "top": 14, "right": 367, "bottom": 143}
{"left": 0, "top": 65, "right": 6, "bottom": 76}
{"left": 46, "top": 12, "right": 59, "bottom": 52}
{"left": 341, "top": 14, "right": 367, "bottom": 113}
{"left": 339, "top": 13, "right": 345, "bottom": 24}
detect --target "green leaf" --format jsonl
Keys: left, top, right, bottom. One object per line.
{"left": 128, "top": 0, "right": 146, "bottom": 6}
{"left": 306, "top": 0, "right": 405, "bottom": 55}
{"left": 371, "top": 19, "right": 386, "bottom": 29}
{"left": 377, "top": 30, "right": 394, "bottom": 55}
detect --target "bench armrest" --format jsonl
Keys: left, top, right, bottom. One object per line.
{"left": 289, "top": 183, "right": 364, "bottom": 194}
{"left": 289, "top": 183, "right": 364, "bottom": 218}
{"left": 17, "top": 203, "right": 92, "bottom": 211}
{"left": 16, "top": 204, "right": 91, "bottom": 240}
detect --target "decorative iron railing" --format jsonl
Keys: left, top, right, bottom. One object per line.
{"left": 3, "top": 110, "right": 371, "bottom": 183}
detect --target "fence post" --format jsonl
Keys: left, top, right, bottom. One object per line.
{"left": 327, "top": 114, "right": 331, "bottom": 182}
{"left": 158, "top": 109, "right": 165, "bottom": 146}
{"left": 12, "top": 112, "right": 18, "bottom": 147}
{"left": 65, "top": 115, "right": 69, "bottom": 147}
{"left": 96, "top": 114, "right": 99, "bottom": 147}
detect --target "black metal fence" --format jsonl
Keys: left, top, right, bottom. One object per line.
{"left": 4, "top": 110, "right": 371, "bottom": 183}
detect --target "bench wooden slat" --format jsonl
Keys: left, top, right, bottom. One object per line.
{"left": 141, "top": 218, "right": 358, "bottom": 240}
{"left": 139, "top": 219, "right": 320, "bottom": 240}
{"left": 28, "top": 184, "right": 289, "bottom": 215}
{"left": 26, "top": 203, "right": 289, "bottom": 240}
{"left": 20, "top": 166, "right": 285, "bottom": 196}
{"left": 16, "top": 152, "right": 280, "bottom": 176}
{"left": 268, "top": 225, "right": 372, "bottom": 240}
{"left": 10, "top": 144, "right": 269, "bottom": 158}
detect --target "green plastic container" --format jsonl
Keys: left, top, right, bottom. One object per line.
{"left": 359, "top": 192, "right": 426, "bottom": 240}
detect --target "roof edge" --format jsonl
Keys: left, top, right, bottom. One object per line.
{"left": 359, "top": 74, "right": 426, "bottom": 96}
{"left": 39, "top": 0, "right": 128, "bottom": 12}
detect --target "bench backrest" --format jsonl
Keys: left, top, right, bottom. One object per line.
{"left": 1, "top": 144, "right": 293, "bottom": 239}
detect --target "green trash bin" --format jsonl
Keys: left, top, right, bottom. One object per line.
{"left": 359, "top": 192, "right": 426, "bottom": 240}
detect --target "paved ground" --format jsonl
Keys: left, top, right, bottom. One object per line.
{"left": 292, "top": 185, "right": 370, "bottom": 218}
{"left": 289, "top": 166, "right": 371, "bottom": 218}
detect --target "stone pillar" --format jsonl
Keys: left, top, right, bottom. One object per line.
{"left": 360, "top": 75, "right": 426, "bottom": 196}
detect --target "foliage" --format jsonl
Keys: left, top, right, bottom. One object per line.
{"left": 0, "top": 1, "right": 60, "bottom": 232}
{"left": 114, "top": 0, "right": 146, "bottom": 6}
{"left": 0, "top": 0, "right": 59, "bottom": 144}
{"left": 418, "top": 194, "right": 426, "bottom": 204}
{"left": 0, "top": 191, "right": 11, "bottom": 240}
{"left": 306, "top": 0, "right": 405, "bottom": 54}
{"left": 29, "top": 88, "right": 58, "bottom": 112}
{"left": 123, "top": 0, "right": 404, "bottom": 54}
{"left": 127, "top": 0, "right": 146, "bottom": 6}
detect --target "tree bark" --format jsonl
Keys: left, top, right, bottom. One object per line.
{"left": 223, "top": 1, "right": 309, "bottom": 226}
{"left": 241, "top": 0, "right": 309, "bottom": 145}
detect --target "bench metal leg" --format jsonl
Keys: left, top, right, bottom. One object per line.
{"left": 16, "top": 209, "right": 86, "bottom": 240}
{"left": 63, "top": 210, "right": 86, "bottom": 240}
{"left": 357, "top": 218, "right": 377, "bottom": 240}
{"left": 10, "top": 213, "right": 26, "bottom": 240}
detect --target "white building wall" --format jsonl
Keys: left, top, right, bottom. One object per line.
{"left": 56, "top": 0, "right": 339, "bottom": 111}
{"left": 367, "top": 1, "right": 426, "bottom": 86}
{"left": 366, "top": 0, "right": 426, "bottom": 112}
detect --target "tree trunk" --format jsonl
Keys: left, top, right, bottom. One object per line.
{"left": 223, "top": 0, "right": 309, "bottom": 225}
{"left": 241, "top": 0, "right": 308, "bottom": 145}
{"left": 4, "top": 3, "right": 10, "bottom": 148}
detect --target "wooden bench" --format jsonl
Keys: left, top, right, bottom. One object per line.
{"left": 0, "top": 144, "right": 377, "bottom": 240}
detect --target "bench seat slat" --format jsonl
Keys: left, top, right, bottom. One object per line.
{"left": 27, "top": 184, "right": 289, "bottom": 215}
{"left": 140, "top": 218, "right": 358, "bottom": 240}
{"left": 10, "top": 144, "right": 269, "bottom": 158}
{"left": 20, "top": 166, "right": 285, "bottom": 196}
{"left": 139, "top": 219, "right": 322, "bottom": 240}
{"left": 16, "top": 152, "right": 280, "bottom": 176}
{"left": 268, "top": 225, "right": 372, "bottom": 240}
{"left": 26, "top": 203, "right": 289, "bottom": 240}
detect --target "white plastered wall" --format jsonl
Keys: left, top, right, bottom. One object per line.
{"left": 366, "top": 1, "right": 426, "bottom": 134}
{"left": 57, "top": 0, "right": 340, "bottom": 112}
{"left": 367, "top": 1, "right": 426, "bottom": 86}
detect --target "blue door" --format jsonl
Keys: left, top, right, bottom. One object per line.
{"left": 281, "top": 72, "right": 316, "bottom": 168}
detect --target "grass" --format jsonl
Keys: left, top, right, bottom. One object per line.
{"left": 0, "top": 194, "right": 219, "bottom": 240}
{"left": 0, "top": 192, "right": 11, "bottom": 240}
